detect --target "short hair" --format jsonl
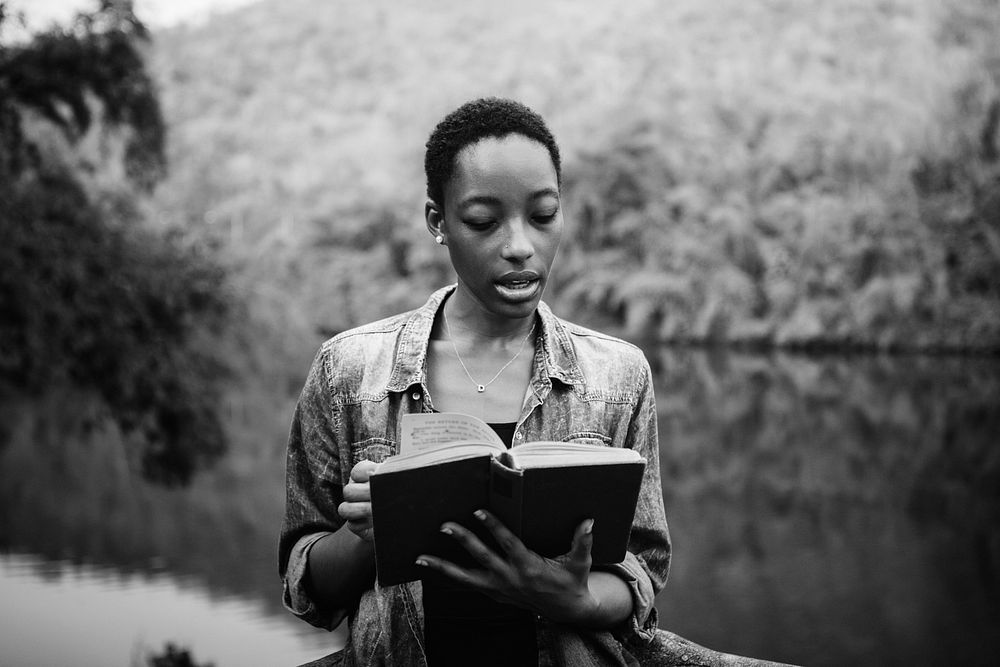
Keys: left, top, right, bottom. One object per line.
{"left": 424, "top": 97, "right": 562, "bottom": 205}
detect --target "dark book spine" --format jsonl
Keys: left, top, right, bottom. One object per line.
{"left": 488, "top": 456, "right": 524, "bottom": 540}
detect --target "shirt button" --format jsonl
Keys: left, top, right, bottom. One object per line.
{"left": 411, "top": 391, "right": 421, "bottom": 401}
{"left": 514, "top": 431, "right": 523, "bottom": 440}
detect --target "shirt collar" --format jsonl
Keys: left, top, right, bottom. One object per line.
{"left": 385, "top": 284, "right": 584, "bottom": 393}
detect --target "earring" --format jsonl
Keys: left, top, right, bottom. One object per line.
{"left": 435, "top": 235, "right": 444, "bottom": 245}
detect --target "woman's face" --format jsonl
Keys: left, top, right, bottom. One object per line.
{"left": 429, "top": 134, "right": 563, "bottom": 322}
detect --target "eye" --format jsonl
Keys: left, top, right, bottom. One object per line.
{"left": 532, "top": 209, "right": 558, "bottom": 224}
{"left": 463, "top": 217, "right": 496, "bottom": 231}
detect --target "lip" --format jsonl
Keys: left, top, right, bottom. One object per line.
{"left": 495, "top": 270, "right": 541, "bottom": 285}
{"left": 493, "top": 271, "right": 543, "bottom": 303}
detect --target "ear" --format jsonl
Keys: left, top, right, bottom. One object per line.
{"left": 425, "top": 200, "right": 445, "bottom": 240}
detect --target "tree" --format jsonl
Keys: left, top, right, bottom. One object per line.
{"left": 0, "top": 0, "right": 230, "bottom": 485}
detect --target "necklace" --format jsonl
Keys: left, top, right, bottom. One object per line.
{"left": 443, "top": 308, "right": 536, "bottom": 393}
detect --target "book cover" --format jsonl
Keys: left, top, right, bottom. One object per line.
{"left": 369, "top": 413, "right": 645, "bottom": 586}
{"left": 369, "top": 452, "right": 494, "bottom": 587}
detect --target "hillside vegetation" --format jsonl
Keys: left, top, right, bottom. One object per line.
{"left": 0, "top": 1, "right": 230, "bottom": 484}
{"left": 150, "top": 0, "right": 1000, "bottom": 364}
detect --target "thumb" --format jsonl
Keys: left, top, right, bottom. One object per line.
{"left": 565, "top": 518, "right": 594, "bottom": 576}
{"left": 350, "top": 459, "right": 379, "bottom": 483}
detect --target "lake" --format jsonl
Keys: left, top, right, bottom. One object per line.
{"left": 1, "top": 349, "right": 997, "bottom": 666}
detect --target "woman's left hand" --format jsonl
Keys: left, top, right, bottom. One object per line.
{"left": 416, "top": 509, "right": 604, "bottom": 626}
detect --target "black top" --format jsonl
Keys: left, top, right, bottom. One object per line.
{"left": 422, "top": 420, "right": 538, "bottom": 666}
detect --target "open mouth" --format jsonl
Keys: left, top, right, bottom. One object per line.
{"left": 495, "top": 274, "right": 541, "bottom": 301}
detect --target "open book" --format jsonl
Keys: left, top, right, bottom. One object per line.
{"left": 369, "top": 412, "right": 646, "bottom": 586}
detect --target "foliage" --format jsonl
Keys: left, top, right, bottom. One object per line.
{"left": 146, "top": 0, "right": 1000, "bottom": 359}
{"left": 0, "top": 0, "right": 230, "bottom": 484}
{"left": 550, "top": 0, "right": 1000, "bottom": 350}
{"left": 0, "top": 0, "right": 165, "bottom": 187}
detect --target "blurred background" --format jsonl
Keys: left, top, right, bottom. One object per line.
{"left": 1, "top": 0, "right": 998, "bottom": 665}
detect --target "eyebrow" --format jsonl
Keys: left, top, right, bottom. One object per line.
{"left": 458, "top": 188, "right": 560, "bottom": 209}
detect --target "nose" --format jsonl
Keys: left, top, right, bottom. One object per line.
{"left": 501, "top": 219, "right": 534, "bottom": 262}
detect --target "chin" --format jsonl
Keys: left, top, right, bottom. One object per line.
{"left": 492, "top": 294, "right": 544, "bottom": 321}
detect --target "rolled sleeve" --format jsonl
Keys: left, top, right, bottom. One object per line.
{"left": 602, "top": 551, "right": 661, "bottom": 642}
{"left": 282, "top": 532, "right": 345, "bottom": 630}
{"left": 278, "top": 345, "right": 348, "bottom": 630}
{"left": 613, "top": 352, "right": 671, "bottom": 643}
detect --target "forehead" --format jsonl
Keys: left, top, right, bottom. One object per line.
{"left": 447, "top": 134, "right": 558, "bottom": 200}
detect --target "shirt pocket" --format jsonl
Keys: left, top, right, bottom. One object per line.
{"left": 561, "top": 431, "right": 613, "bottom": 447}
{"left": 350, "top": 437, "right": 398, "bottom": 465}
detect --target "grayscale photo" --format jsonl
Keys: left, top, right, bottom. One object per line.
{"left": 1, "top": 0, "right": 998, "bottom": 665}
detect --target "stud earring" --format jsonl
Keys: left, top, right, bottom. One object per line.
{"left": 435, "top": 235, "right": 444, "bottom": 245}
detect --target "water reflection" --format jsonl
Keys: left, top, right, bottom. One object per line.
{"left": 0, "top": 350, "right": 998, "bottom": 666}
{"left": 0, "top": 553, "right": 332, "bottom": 667}
{"left": 650, "top": 349, "right": 1000, "bottom": 665}
{"left": 0, "top": 388, "right": 343, "bottom": 666}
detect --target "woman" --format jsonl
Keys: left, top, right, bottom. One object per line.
{"left": 279, "top": 98, "right": 671, "bottom": 666}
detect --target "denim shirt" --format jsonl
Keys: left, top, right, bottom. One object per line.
{"left": 279, "top": 285, "right": 671, "bottom": 666}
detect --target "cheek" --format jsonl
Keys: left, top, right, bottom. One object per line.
{"left": 448, "top": 242, "right": 490, "bottom": 275}
{"left": 540, "top": 224, "right": 564, "bottom": 259}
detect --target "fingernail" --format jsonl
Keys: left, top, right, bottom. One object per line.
{"left": 585, "top": 519, "right": 594, "bottom": 534}
{"left": 415, "top": 558, "right": 428, "bottom": 567}
{"left": 440, "top": 526, "right": 453, "bottom": 535}
{"left": 474, "top": 510, "right": 486, "bottom": 520}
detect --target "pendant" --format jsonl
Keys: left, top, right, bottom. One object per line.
{"left": 477, "top": 384, "right": 486, "bottom": 393}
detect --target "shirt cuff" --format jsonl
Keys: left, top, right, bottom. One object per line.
{"left": 282, "top": 531, "right": 348, "bottom": 631}
{"left": 600, "top": 551, "right": 659, "bottom": 643}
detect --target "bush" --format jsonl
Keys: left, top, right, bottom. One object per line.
{"left": 0, "top": 1, "right": 231, "bottom": 484}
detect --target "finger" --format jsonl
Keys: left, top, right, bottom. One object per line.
{"left": 350, "top": 460, "right": 379, "bottom": 483}
{"left": 338, "top": 500, "right": 372, "bottom": 523}
{"left": 349, "top": 522, "right": 374, "bottom": 542}
{"left": 472, "top": 509, "right": 529, "bottom": 560}
{"left": 441, "top": 521, "right": 507, "bottom": 571}
{"left": 343, "top": 481, "right": 370, "bottom": 503}
{"left": 564, "top": 518, "right": 594, "bottom": 575}
{"left": 415, "top": 553, "right": 490, "bottom": 589}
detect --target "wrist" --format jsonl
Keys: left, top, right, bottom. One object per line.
{"left": 581, "top": 571, "right": 633, "bottom": 628}
{"left": 541, "top": 588, "right": 602, "bottom": 627}
{"left": 576, "top": 590, "right": 606, "bottom": 628}
{"left": 544, "top": 578, "right": 615, "bottom": 628}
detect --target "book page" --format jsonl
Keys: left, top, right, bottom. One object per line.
{"left": 375, "top": 442, "right": 501, "bottom": 473}
{"left": 399, "top": 412, "right": 504, "bottom": 454}
{"left": 506, "top": 441, "right": 644, "bottom": 468}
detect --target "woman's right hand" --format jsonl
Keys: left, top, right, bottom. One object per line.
{"left": 338, "top": 460, "right": 379, "bottom": 542}
{"left": 309, "top": 461, "right": 379, "bottom": 604}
